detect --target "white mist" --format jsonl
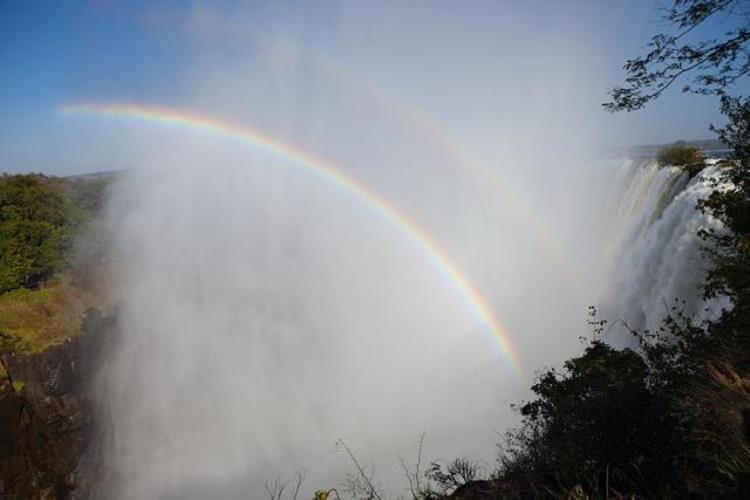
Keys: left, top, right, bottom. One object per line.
{"left": 96, "top": 2, "right": 621, "bottom": 498}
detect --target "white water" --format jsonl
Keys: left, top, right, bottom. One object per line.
{"left": 97, "top": 157, "right": 723, "bottom": 498}
{"left": 596, "top": 159, "right": 729, "bottom": 344}
{"left": 101, "top": 148, "right": 597, "bottom": 499}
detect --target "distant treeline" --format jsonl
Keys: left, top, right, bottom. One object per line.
{"left": 602, "top": 138, "right": 732, "bottom": 159}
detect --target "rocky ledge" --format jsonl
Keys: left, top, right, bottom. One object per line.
{"left": 0, "top": 311, "right": 114, "bottom": 499}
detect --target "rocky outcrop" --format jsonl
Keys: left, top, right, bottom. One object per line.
{"left": 0, "top": 310, "right": 114, "bottom": 499}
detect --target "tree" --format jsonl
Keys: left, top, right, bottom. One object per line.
{"left": 604, "top": 0, "right": 750, "bottom": 113}
{"left": 498, "top": 305, "right": 750, "bottom": 497}
{"left": 698, "top": 96, "right": 750, "bottom": 335}
{"left": 0, "top": 173, "right": 111, "bottom": 293}
{"left": 0, "top": 175, "right": 72, "bottom": 292}
{"left": 499, "top": 340, "right": 680, "bottom": 497}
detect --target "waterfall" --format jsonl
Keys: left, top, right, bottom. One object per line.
{"left": 597, "top": 158, "right": 730, "bottom": 344}
{"left": 96, "top": 149, "right": 732, "bottom": 498}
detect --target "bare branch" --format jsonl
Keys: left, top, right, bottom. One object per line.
{"left": 396, "top": 432, "right": 426, "bottom": 499}
{"left": 264, "top": 476, "right": 289, "bottom": 500}
{"left": 290, "top": 470, "right": 306, "bottom": 500}
{"left": 336, "top": 438, "right": 383, "bottom": 500}
{"left": 397, "top": 455, "right": 416, "bottom": 499}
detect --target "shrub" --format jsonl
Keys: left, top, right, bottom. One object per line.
{"left": 498, "top": 339, "right": 678, "bottom": 497}
{"left": 0, "top": 278, "right": 93, "bottom": 354}
{"left": 656, "top": 145, "right": 704, "bottom": 176}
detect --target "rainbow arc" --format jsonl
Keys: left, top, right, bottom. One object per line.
{"left": 59, "top": 102, "right": 523, "bottom": 375}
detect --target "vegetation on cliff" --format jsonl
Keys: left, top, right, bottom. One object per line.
{"left": 0, "top": 173, "right": 110, "bottom": 292}
{"left": 0, "top": 277, "right": 95, "bottom": 354}
{"left": 0, "top": 174, "right": 72, "bottom": 292}
{"left": 0, "top": 172, "right": 113, "bottom": 498}
{"left": 0, "top": 173, "right": 110, "bottom": 378}
{"left": 656, "top": 144, "right": 705, "bottom": 176}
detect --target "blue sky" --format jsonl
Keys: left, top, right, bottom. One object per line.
{"left": 0, "top": 1, "right": 746, "bottom": 175}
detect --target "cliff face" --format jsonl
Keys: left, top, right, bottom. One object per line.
{"left": 0, "top": 311, "right": 114, "bottom": 499}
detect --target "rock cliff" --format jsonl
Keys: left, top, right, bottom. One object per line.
{"left": 0, "top": 311, "right": 114, "bottom": 499}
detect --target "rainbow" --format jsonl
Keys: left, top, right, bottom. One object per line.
{"left": 59, "top": 102, "right": 523, "bottom": 374}
{"left": 264, "top": 40, "right": 581, "bottom": 290}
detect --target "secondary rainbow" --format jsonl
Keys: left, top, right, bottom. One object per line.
{"left": 264, "top": 40, "right": 581, "bottom": 290}
{"left": 58, "top": 102, "right": 523, "bottom": 374}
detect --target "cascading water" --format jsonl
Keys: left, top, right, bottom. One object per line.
{"left": 96, "top": 151, "right": 731, "bottom": 498}
{"left": 596, "top": 158, "right": 730, "bottom": 345}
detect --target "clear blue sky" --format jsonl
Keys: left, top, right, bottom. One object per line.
{"left": 0, "top": 1, "right": 746, "bottom": 175}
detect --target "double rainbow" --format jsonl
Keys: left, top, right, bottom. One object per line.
{"left": 59, "top": 102, "right": 523, "bottom": 375}
{"left": 261, "top": 39, "right": 580, "bottom": 289}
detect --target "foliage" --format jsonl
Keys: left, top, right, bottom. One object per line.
{"left": 0, "top": 277, "right": 94, "bottom": 354}
{"left": 699, "top": 96, "right": 750, "bottom": 327}
{"left": 0, "top": 173, "right": 109, "bottom": 362}
{"left": 604, "top": 0, "right": 750, "bottom": 112}
{"left": 424, "top": 458, "right": 482, "bottom": 496}
{"left": 500, "top": 343, "right": 661, "bottom": 496}
{"left": 11, "top": 378, "right": 25, "bottom": 393}
{"left": 656, "top": 144, "right": 705, "bottom": 176}
{"left": 69, "top": 176, "right": 109, "bottom": 216}
{"left": 0, "top": 174, "right": 72, "bottom": 292}
{"left": 0, "top": 172, "right": 110, "bottom": 295}
{"left": 498, "top": 302, "right": 750, "bottom": 496}
{"left": 67, "top": 176, "right": 113, "bottom": 287}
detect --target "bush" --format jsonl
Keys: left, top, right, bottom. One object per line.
{"left": 498, "top": 340, "right": 677, "bottom": 497}
{"left": 496, "top": 304, "right": 750, "bottom": 498}
{"left": 656, "top": 145, "right": 704, "bottom": 176}
{"left": 0, "top": 277, "right": 93, "bottom": 354}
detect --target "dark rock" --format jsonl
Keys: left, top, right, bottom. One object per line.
{"left": 0, "top": 310, "right": 114, "bottom": 499}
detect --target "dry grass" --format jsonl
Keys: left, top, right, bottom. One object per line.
{"left": 683, "top": 359, "right": 750, "bottom": 492}
{"left": 0, "top": 276, "right": 94, "bottom": 354}
{"left": 11, "top": 378, "right": 25, "bottom": 392}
